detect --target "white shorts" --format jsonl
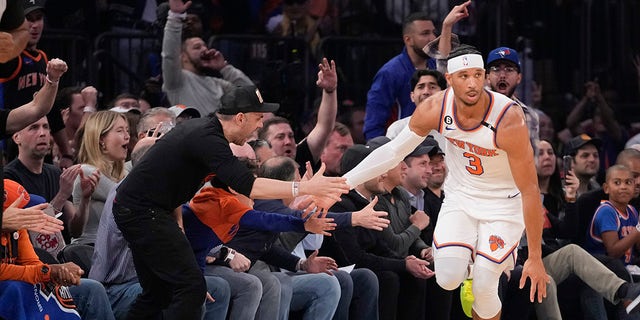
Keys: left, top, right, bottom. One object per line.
{"left": 432, "top": 191, "right": 524, "bottom": 273}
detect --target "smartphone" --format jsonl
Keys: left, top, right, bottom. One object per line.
{"left": 562, "top": 155, "right": 573, "bottom": 180}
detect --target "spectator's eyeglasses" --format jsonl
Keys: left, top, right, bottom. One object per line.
{"left": 489, "top": 66, "right": 518, "bottom": 74}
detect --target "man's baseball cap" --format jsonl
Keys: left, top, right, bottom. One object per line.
{"left": 340, "top": 144, "right": 374, "bottom": 175}
{"left": 566, "top": 134, "right": 602, "bottom": 156}
{"left": 3, "top": 179, "right": 30, "bottom": 210}
{"left": 169, "top": 104, "right": 201, "bottom": 119}
{"left": 24, "top": 0, "right": 46, "bottom": 15}
{"left": 407, "top": 135, "right": 444, "bottom": 158}
{"left": 486, "top": 47, "right": 521, "bottom": 71}
{"left": 365, "top": 136, "right": 391, "bottom": 150}
{"left": 422, "top": 135, "right": 444, "bottom": 156}
{"left": 218, "top": 85, "right": 279, "bottom": 115}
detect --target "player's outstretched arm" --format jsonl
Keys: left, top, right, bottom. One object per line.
{"left": 343, "top": 93, "right": 443, "bottom": 188}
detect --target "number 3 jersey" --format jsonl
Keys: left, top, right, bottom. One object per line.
{"left": 437, "top": 87, "right": 521, "bottom": 199}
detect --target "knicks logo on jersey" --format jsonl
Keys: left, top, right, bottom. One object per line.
{"left": 489, "top": 235, "right": 505, "bottom": 252}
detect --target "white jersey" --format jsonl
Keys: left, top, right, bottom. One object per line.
{"left": 437, "top": 88, "right": 520, "bottom": 199}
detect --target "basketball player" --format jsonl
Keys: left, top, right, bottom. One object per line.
{"left": 343, "top": 44, "right": 548, "bottom": 320}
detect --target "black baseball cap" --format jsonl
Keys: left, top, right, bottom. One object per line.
{"left": 566, "top": 134, "right": 602, "bottom": 156}
{"left": 340, "top": 144, "right": 374, "bottom": 175}
{"left": 422, "top": 135, "right": 444, "bottom": 156}
{"left": 218, "top": 85, "right": 279, "bottom": 115}
{"left": 365, "top": 136, "right": 391, "bottom": 150}
{"left": 24, "top": 0, "right": 46, "bottom": 15}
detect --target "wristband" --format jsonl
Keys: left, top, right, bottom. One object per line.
{"left": 45, "top": 75, "right": 59, "bottom": 85}
{"left": 83, "top": 106, "right": 97, "bottom": 113}
{"left": 324, "top": 87, "right": 336, "bottom": 94}
{"left": 291, "top": 181, "right": 300, "bottom": 198}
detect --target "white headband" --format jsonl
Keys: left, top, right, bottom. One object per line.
{"left": 447, "top": 54, "right": 484, "bottom": 74}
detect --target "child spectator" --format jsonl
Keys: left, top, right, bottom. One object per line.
{"left": 585, "top": 165, "right": 639, "bottom": 265}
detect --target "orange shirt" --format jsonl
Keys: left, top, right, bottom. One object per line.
{"left": 0, "top": 229, "right": 48, "bottom": 284}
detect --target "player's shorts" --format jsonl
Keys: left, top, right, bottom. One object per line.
{"left": 432, "top": 190, "right": 524, "bottom": 273}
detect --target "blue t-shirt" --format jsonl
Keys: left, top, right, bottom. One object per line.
{"left": 585, "top": 201, "right": 639, "bottom": 264}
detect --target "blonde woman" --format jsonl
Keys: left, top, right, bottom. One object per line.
{"left": 71, "top": 111, "right": 130, "bottom": 244}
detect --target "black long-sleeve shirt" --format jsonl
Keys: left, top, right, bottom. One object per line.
{"left": 321, "top": 190, "right": 406, "bottom": 273}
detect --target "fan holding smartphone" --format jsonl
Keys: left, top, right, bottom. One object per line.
{"left": 562, "top": 155, "right": 579, "bottom": 202}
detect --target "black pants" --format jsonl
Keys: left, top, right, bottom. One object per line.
{"left": 113, "top": 204, "right": 206, "bottom": 320}
{"left": 376, "top": 270, "right": 427, "bottom": 320}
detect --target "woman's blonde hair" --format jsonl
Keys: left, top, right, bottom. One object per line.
{"left": 77, "top": 111, "right": 128, "bottom": 181}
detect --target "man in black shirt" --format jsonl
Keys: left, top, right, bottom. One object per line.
{"left": 113, "top": 85, "right": 350, "bottom": 319}
{"left": 0, "top": 58, "right": 67, "bottom": 234}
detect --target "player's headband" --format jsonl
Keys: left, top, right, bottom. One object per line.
{"left": 447, "top": 54, "right": 484, "bottom": 74}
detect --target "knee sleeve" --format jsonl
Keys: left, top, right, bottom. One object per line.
{"left": 472, "top": 266, "right": 502, "bottom": 319}
{"left": 435, "top": 257, "right": 469, "bottom": 290}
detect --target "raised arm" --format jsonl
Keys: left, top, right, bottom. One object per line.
{"left": 436, "top": 0, "right": 470, "bottom": 59}
{"left": 6, "top": 59, "right": 68, "bottom": 134}
{"left": 497, "top": 106, "right": 549, "bottom": 302}
{"left": 305, "top": 58, "right": 338, "bottom": 163}
{"left": 162, "top": 0, "right": 190, "bottom": 90}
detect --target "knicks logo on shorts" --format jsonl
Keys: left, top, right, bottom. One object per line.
{"left": 489, "top": 235, "right": 505, "bottom": 252}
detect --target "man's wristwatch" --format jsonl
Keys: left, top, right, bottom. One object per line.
{"left": 220, "top": 247, "right": 236, "bottom": 263}
{"left": 41, "top": 265, "right": 51, "bottom": 282}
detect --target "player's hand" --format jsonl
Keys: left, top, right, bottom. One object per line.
{"left": 520, "top": 257, "right": 550, "bottom": 303}
{"left": 351, "top": 196, "right": 389, "bottom": 231}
